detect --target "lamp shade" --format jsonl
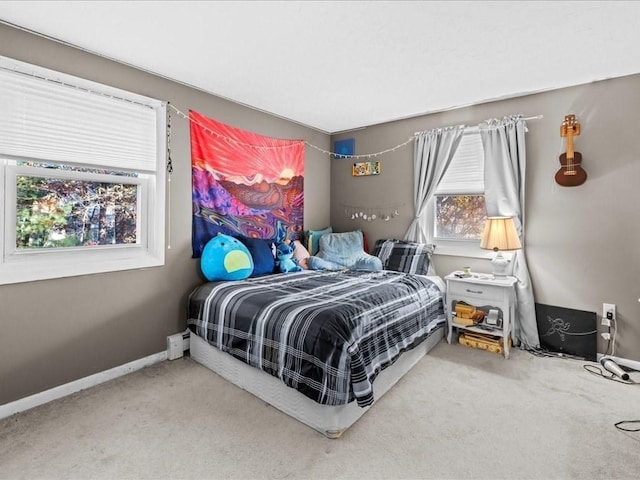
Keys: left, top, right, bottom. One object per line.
{"left": 480, "top": 217, "right": 522, "bottom": 252}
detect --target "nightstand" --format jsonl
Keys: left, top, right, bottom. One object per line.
{"left": 445, "top": 271, "right": 517, "bottom": 359}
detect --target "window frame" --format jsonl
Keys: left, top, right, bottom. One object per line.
{"left": 0, "top": 56, "right": 166, "bottom": 285}
{"left": 6, "top": 161, "right": 148, "bottom": 252}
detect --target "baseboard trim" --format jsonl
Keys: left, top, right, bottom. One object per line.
{"left": 596, "top": 353, "right": 640, "bottom": 372}
{"left": 0, "top": 351, "right": 167, "bottom": 421}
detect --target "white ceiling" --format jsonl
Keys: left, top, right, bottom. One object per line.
{"left": 2, "top": 1, "right": 640, "bottom": 134}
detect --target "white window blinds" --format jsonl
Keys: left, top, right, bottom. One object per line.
{"left": 0, "top": 56, "right": 163, "bottom": 172}
{"left": 435, "top": 131, "right": 484, "bottom": 194}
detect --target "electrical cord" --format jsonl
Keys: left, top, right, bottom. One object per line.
{"left": 526, "top": 346, "right": 586, "bottom": 361}
{"left": 593, "top": 323, "right": 638, "bottom": 435}
{"left": 582, "top": 364, "right": 639, "bottom": 385}
{"left": 528, "top": 316, "right": 639, "bottom": 434}
{"left": 583, "top": 316, "right": 638, "bottom": 384}
{"left": 615, "top": 420, "right": 640, "bottom": 432}
{"left": 525, "top": 338, "right": 639, "bottom": 435}
{"left": 583, "top": 363, "right": 640, "bottom": 435}
{"left": 606, "top": 316, "right": 617, "bottom": 357}
{"left": 592, "top": 316, "right": 639, "bottom": 434}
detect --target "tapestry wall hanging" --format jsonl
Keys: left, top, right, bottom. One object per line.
{"left": 190, "top": 110, "right": 305, "bottom": 258}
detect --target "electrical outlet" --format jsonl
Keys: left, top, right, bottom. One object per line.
{"left": 602, "top": 303, "right": 616, "bottom": 322}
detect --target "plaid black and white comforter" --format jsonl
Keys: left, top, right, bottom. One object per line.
{"left": 187, "top": 269, "right": 445, "bottom": 407}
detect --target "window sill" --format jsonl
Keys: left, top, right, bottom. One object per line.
{"left": 432, "top": 242, "right": 495, "bottom": 259}
{"left": 0, "top": 246, "right": 164, "bottom": 285}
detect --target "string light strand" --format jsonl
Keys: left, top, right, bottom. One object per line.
{"left": 168, "top": 103, "right": 414, "bottom": 159}
{"left": 166, "top": 106, "right": 173, "bottom": 250}
{"left": 166, "top": 105, "right": 174, "bottom": 175}
{"left": 168, "top": 104, "right": 303, "bottom": 151}
{"left": 305, "top": 137, "right": 415, "bottom": 160}
{"left": 340, "top": 203, "right": 406, "bottom": 222}
{"left": 168, "top": 104, "right": 542, "bottom": 160}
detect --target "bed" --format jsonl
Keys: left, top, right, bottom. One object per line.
{"left": 186, "top": 267, "right": 446, "bottom": 438}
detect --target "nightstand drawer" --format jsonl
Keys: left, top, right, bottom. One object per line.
{"left": 447, "top": 281, "right": 505, "bottom": 302}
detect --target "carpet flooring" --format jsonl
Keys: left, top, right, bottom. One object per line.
{"left": 1, "top": 341, "right": 639, "bottom": 480}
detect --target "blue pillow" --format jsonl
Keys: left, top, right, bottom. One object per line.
{"left": 307, "top": 230, "right": 382, "bottom": 271}
{"left": 235, "top": 235, "right": 276, "bottom": 277}
{"left": 306, "top": 226, "right": 333, "bottom": 256}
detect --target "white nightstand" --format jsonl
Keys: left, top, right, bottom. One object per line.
{"left": 445, "top": 271, "right": 517, "bottom": 359}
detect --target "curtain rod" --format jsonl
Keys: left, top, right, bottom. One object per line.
{"left": 414, "top": 115, "right": 543, "bottom": 136}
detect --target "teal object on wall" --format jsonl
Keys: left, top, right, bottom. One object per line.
{"left": 334, "top": 138, "right": 355, "bottom": 159}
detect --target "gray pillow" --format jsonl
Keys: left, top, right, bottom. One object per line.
{"left": 373, "top": 239, "right": 435, "bottom": 276}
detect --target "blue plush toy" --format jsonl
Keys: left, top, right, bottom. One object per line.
{"left": 275, "top": 242, "right": 302, "bottom": 273}
{"left": 201, "top": 233, "right": 254, "bottom": 281}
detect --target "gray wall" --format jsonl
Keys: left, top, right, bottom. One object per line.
{"left": 332, "top": 74, "right": 640, "bottom": 361}
{"left": 2, "top": 21, "right": 639, "bottom": 406}
{"left": 0, "top": 24, "right": 331, "bottom": 405}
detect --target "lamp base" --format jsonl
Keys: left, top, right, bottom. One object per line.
{"left": 491, "top": 252, "right": 510, "bottom": 276}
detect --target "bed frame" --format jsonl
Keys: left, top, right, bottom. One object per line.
{"left": 189, "top": 326, "right": 444, "bottom": 438}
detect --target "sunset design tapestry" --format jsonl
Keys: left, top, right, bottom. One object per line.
{"left": 190, "top": 110, "right": 305, "bottom": 257}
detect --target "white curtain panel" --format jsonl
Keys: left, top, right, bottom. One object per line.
{"left": 404, "top": 125, "right": 465, "bottom": 243}
{"left": 480, "top": 115, "right": 540, "bottom": 349}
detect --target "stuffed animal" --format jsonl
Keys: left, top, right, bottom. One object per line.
{"left": 200, "top": 233, "right": 254, "bottom": 281}
{"left": 275, "top": 242, "right": 302, "bottom": 273}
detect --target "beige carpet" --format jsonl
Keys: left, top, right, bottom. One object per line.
{"left": 1, "top": 341, "right": 638, "bottom": 480}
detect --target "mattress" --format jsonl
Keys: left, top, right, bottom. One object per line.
{"left": 187, "top": 270, "right": 446, "bottom": 437}
{"left": 187, "top": 269, "right": 445, "bottom": 407}
{"left": 189, "top": 325, "right": 444, "bottom": 438}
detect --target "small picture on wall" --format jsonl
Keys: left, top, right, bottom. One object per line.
{"left": 334, "top": 138, "right": 355, "bottom": 159}
{"left": 352, "top": 161, "right": 381, "bottom": 177}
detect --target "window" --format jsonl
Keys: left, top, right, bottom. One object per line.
{"left": 0, "top": 56, "right": 166, "bottom": 285}
{"left": 425, "top": 131, "right": 490, "bottom": 257}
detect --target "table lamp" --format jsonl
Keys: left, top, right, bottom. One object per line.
{"left": 480, "top": 216, "right": 522, "bottom": 276}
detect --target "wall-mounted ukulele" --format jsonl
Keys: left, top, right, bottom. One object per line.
{"left": 555, "top": 114, "right": 587, "bottom": 187}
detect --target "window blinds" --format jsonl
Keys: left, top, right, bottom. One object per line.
{"left": 435, "top": 131, "right": 484, "bottom": 194}
{"left": 0, "top": 56, "right": 163, "bottom": 173}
